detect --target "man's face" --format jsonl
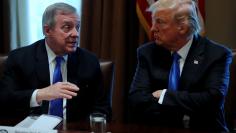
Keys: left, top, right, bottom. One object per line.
{"left": 45, "top": 12, "right": 80, "bottom": 55}
{"left": 151, "top": 9, "right": 180, "bottom": 50}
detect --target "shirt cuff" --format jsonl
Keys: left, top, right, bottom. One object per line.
{"left": 30, "top": 89, "right": 41, "bottom": 107}
{"left": 158, "top": 89, "right": 167, "bottom": 104}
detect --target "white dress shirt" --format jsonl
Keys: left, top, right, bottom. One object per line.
{"left": 158, "top": 37, "right": 193, "bottom": 104}
{"left": 30, "top": 42, "right": 68, "bottom": 119}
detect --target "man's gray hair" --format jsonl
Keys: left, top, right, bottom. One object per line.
{"left": 147, "top": 0, "right": 201, "bottom": 35}
{"left": 42, "top": 2, "right": 77, "bottom": 35}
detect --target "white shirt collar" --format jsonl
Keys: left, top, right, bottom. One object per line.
{"left": 45, "top": 41, "right": 68, "bottom": 63}
{"left": 176, "top": 37, "right": 193, "bottom": 61}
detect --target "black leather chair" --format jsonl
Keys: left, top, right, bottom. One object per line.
{"left": 99, "top": 60, "right": 115, "bottom": 108}
{"left": 0, "top": 56, "right": 7, "bottom": 78}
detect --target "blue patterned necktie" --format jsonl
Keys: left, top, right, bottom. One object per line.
{"left": 168, "top": 52, "right": 181, "bottom": 91}
{"left": 49, "top": 56, "right": 63, "bottom": 118}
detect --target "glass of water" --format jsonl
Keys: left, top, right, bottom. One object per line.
{"left": 90, "top": 113, "right": 106, "bottom": 133}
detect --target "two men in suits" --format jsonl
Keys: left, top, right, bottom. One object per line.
{"left": 129, "top": 0, "right": 232, "bottom": 131}
{"left": 0, "top": 3, "right": 111, "bottom": 122}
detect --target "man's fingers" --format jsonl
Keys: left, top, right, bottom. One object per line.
{"left": 60, "top": 82, "right": 79, "bottom": 91}
{"left": 60, "top": 93, "right": 73, "bottom": 99}
{"left": 61, "top": 89, "right": 77, "bottom": 97}
{"left": 56, "top": 89, "right": 78, "bottom": 99}
{"left": 64, "top": 82, "right": 78, "bottom": 88}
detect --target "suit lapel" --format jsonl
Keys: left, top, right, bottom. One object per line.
{"left": 67, "top": 48, "right": 80, "bottom": 85}
{"left": 179, "top": 35, "right": 205, "bottom": 90}
{"left": 66, "top": 49, "right": 80, "bottom": 115}
{"left": 35, "top": 40, "right": 50, "bottom": 86}
{"left": 35, "top": 40, "right": 50, "bottom": 113}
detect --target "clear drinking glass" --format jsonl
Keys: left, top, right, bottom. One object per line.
{"left": 90, "top": 113, "right": 106, "bottom": 133}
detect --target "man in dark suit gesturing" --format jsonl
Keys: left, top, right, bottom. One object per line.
{"left": 0, "top": 3, "right": 111, "bottom": 122}
{"left": 129, "top": 0, "right": 232, "bottom": 131}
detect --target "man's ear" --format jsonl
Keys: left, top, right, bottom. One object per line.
{"left": 43, "top": 25, "right": 51, "bottom": 37}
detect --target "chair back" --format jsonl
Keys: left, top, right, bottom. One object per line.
{"left": 99, "top": 60, "right": 115, "bottom": 107}
{"left": 0, "top": 56, "right": 7, "bottom": 78}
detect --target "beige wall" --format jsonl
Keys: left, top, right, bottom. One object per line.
{"left": 205, "top": 0, "right": 236, "bottom": 49}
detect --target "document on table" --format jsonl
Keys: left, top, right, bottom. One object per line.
{"left": 15, "top": 115, "right": 39, "bottom": 128}
{"left": 0, "top": 126, "right": 57, "bottom": 133}
{"left": 29, "top": 114, "right": 62, "bottom": 129}
{"left": 15, "top": 114, "right": 62, "bottom": 130}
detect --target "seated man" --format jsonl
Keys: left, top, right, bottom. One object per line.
{"left": 0, "top": 2, "right": 111, "bottom": 122}
{"left": 129, "top": 0, "right": 232, "bottom": 132}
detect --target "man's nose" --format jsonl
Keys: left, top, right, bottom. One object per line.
{"left": 70, "top": 27, "right": 79, "bottom": 37}
{"left": 150, "top": 24, "right": 155, "bottom": 32}
{"left": 150, "top": 24, "right": 158, "bottom": 32}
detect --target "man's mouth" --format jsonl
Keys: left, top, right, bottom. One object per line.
{"left": 153, "top": 33, "right": 159, "bottom": 40}
{"left": 68, "top": 42, "right": 78, "bottom": 47}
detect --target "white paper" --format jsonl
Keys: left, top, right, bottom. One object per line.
{"left": 0, "top": 126, "right": 57, "bottom": 133}
{"left": 15, "top": 115, "right": 39, "bottom": 128}
{"left": 29, "top": 114, "right": 62, "bottom": 129}
{"left": 15, "top": 114, "right": 62, "bottom": 130}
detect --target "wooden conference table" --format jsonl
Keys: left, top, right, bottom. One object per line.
{"left": 58, "top": 122, "right": 219, "bottom": 133}
{"left": 0, "top": 119, "right": 226, "bottom": 133}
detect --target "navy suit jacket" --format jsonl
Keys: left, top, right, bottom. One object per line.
{"left": 129, "top": 35, "right": 232, "bottom": 131}
{"left": 0, "top": 39, "right": 111, "bottom": 121}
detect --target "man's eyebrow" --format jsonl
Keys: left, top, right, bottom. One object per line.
{"left": 62, "top": 20, "right": 80, "bottom": 25}
{"left": 62, "top": 20, "right": 73, "bottom": 23}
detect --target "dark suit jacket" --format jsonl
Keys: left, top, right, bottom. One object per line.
{"left": 0, "top": 39, "right": 111, "bottom": 121}
{"left": 129, "top": 35, "right": 232, "bottom": 131}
